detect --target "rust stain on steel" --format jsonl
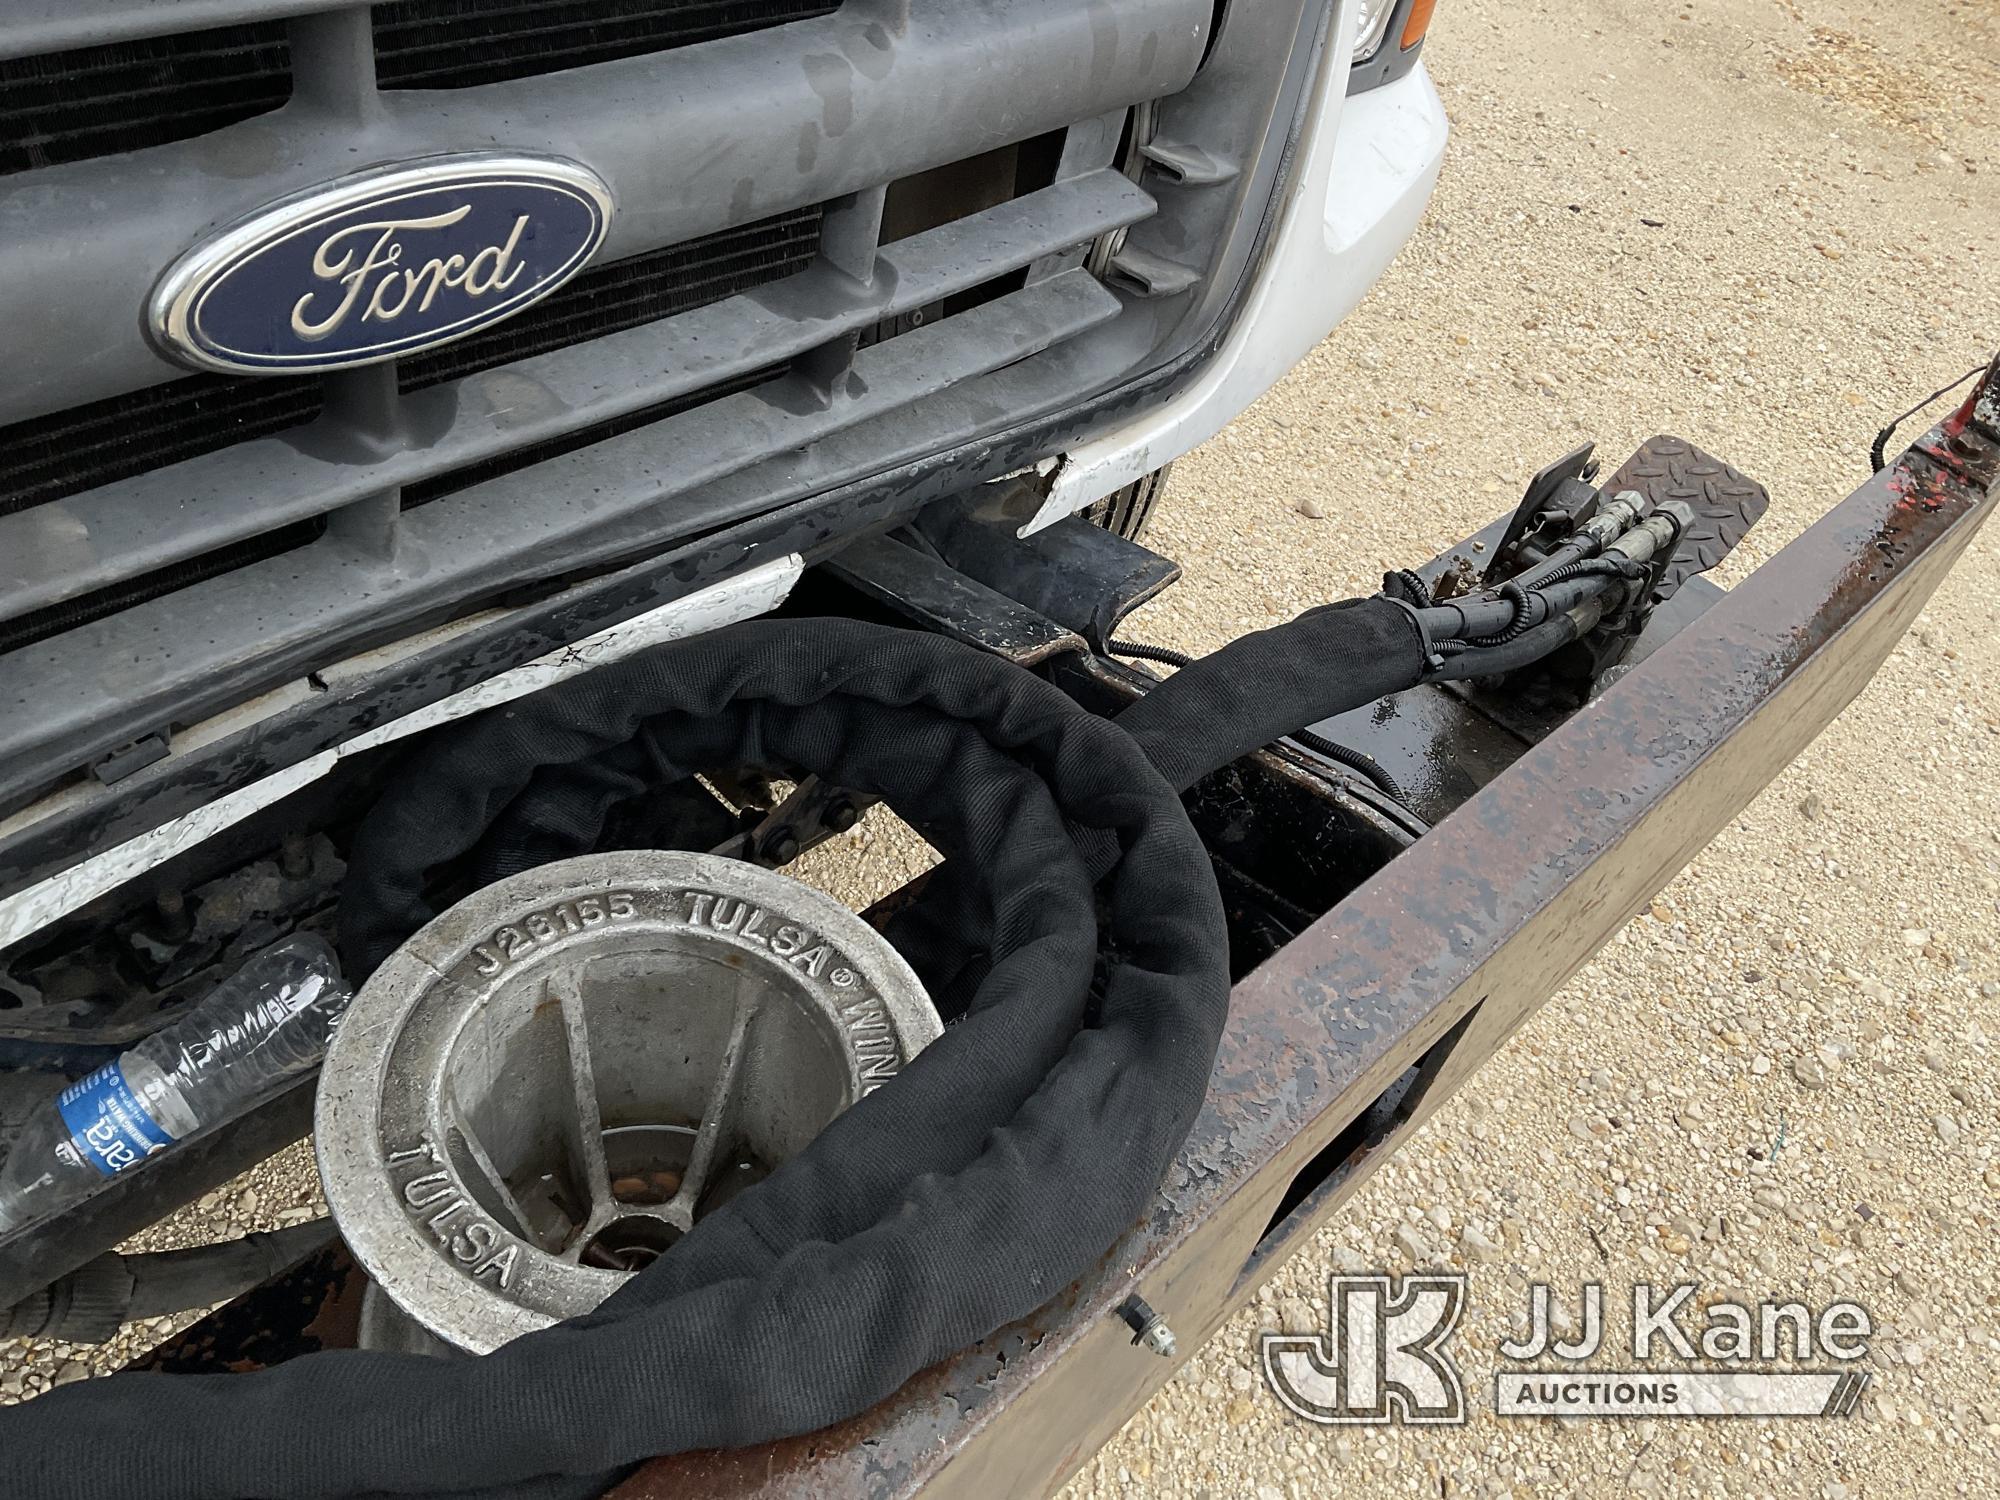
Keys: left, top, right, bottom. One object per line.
{"left": 630, "top": 1315, "right": 1064, "bottom": 1497}
{"left": 1949, "top": 349, "right": 2000, "bottom": 451}
{"left": 617, "top": 394, "right": 1998, "bottom": 1500}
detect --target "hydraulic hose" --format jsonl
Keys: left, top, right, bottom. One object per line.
{"left": 1113, "top": 597, "right": 1427, "bottom": 790}
{"left": 1423, "top": 607, "right": 1598, "bottom": 682}
{"left": 0, "top": 584, "right": 1530, "bottom": 1500}
{"left": 1, "top": 609, "right": 1428, "bottom": 1500}
{"left": 1509, "top": 492, "right": 1648, "bottom": 587}
{"left": 1415, "top": 574, "right": 1626, "bottom": 646}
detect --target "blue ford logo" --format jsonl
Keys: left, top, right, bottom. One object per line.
{"left": 148, "top": 154, "right": 614, "bottom": 375}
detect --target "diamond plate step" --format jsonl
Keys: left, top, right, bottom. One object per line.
{"left": 1598, "top": 434, "right": 1771, "bottom": 604}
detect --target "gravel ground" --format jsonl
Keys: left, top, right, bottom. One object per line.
{"left": 1058, "top": 0, "right": 2000, "bottom": 1495}
{"left": 5, "top": 2, "right": 1998, "bottom": 1496}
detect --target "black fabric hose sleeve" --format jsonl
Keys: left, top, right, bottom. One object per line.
{"left": 123, "top": 1223, "right": 340, "bottom": 1325}
{"left": 3, "top": 1223, "right": 339, "bottom": 1351}
{"left": 1105, "top": 639, "right": 1410, "bottom": 806}
{"left": 0, "top": 585, "right": 1474, "bottom": 1500}
{"left": 1114, "top": 595, "right": 1427, "bottom": 791}
{"left": 0, "top": 619, "right": 1228, "bottom": 1500}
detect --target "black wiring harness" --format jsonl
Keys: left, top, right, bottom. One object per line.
{"left": 1870, "top": 360, "right": 1991, "bottom": 473}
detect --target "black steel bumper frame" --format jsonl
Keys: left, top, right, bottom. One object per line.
{"left": 606, "top": 362, "right": 2000, "bottom": 1498}
{"left": 113, "top": 358, "right": 2000, "bottom": 1499}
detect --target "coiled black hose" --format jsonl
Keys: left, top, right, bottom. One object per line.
{"left": 1491, "top": 581, "right": 1532, "bottom": 642}
{"left": 4, "top": 605, "right": 1429, "bottom": 1500}
{"left": 1106, "top": 637, "right": 1196, "bottom": 671}
{"left": 1531, "top": 556, "right": 1647, "bottom": 591}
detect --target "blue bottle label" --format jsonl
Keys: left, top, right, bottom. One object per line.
{"left": 57, "top": 1063, "right": 179, "bottom": 1179}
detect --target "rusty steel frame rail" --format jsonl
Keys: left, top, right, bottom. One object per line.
{"left": 612, "top": 366, "right": 2000, "bottom": 1498}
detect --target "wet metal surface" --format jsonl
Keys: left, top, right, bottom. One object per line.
{"left": 914, "top": 501, "right": 1184, "bottom": 650}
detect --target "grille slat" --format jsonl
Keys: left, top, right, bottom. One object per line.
{"left": 398, "top": 209, "right": 824, "bottom": 390}
{"left": 400, "top": 365, "right": 782, "bottom": 509}
{"left": 0, "top": 520, "right": 328, "bottom": 659}
{"left": 0, "top": 378, "right": 323, "bottom": 521}
{"left": 0, "top": 272, "right": 1134, "bottom": 816}
{"left": 375, "top": 0, "right": 838, "bottom": 88}
{"left": 0, "top": 171, "right": 1154, "bottom": 641}
{"left": 0, "top": 67, "right": 283, "bottom": 120}
{"left": 0, "top": 0, "right": 1216, "bottom": 836}
{"left": 0, "top": 2, "right": 840, "bottom": 177}
{"left": 0, "top": 206, "right": 825, "bottom": 523}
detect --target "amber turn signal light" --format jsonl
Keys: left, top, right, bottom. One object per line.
{"left": 1402, "top": 0, "right": 1440, "bottom": 50}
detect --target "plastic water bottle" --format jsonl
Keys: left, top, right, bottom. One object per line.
{"left": 0, "top": 935, "right": 351, "bottom": 1241}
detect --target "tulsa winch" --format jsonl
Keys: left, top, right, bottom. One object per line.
{"left": 315, "top": 852, "right": 939, "bottom": 1355}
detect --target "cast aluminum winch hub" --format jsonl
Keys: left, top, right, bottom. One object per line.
{"left": 316, "top": 851, "right": 940, "bottom": 1355}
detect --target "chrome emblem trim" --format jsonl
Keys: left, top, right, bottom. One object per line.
{"left": 147, "top": 153, "right": 615, "bottom": 376}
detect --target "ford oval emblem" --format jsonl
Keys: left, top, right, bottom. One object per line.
{"left": 148, "top": 154, "right": 614, "bottom": 375}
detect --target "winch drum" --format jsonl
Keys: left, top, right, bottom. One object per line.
{"left": 314, "top": 850, "right": 940, "bottom": 1355}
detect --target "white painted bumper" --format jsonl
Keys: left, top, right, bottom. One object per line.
{"left": 1024, "top": 59, "right": 1450, "bottom": 534}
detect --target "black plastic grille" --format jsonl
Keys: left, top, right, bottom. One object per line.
{"left": 0, "top": 519, "right": 328, "bottom": 659}
{"left": 398, "top": 206, "right": 824, "bottom": 390}
{"left": 0, "top": 375, "right": 324, "bottom": 523}
{"left": 0, "top": 26, "right": 291, "bottom": 176}
{"left": 375, "top": 0, "right": 842, "bottom": 89}
{"left": 0, "top": 206, "right": 824, "bottom": 523}
{"left": 0, "top": 2, "right": 841, "bottom": 177}
{"left": 401, "top": 364, "right": 781, "bottom": 509}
